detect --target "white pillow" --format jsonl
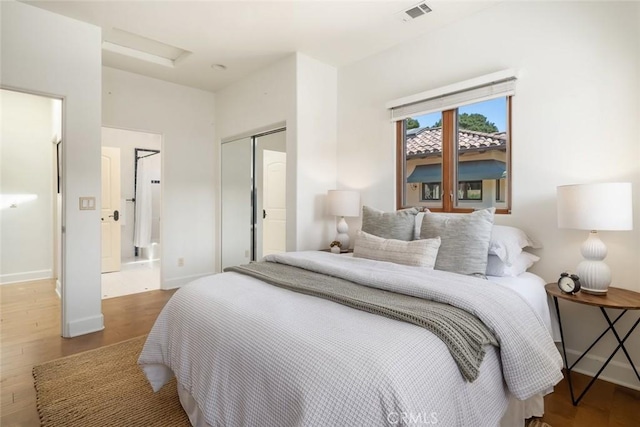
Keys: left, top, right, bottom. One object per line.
{"left": 486, "top": 251, "right": 540, "bottom": 277}
{"left": 489, "top": 225, "right": 541, "bottom": 266}
{"left": 414, "top": 211, "right": 426, "bottom": 240}
{"left": 353, "top": 230, "right": 441, "bottom": 268}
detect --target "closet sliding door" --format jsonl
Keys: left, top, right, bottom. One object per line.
{"left": 255, "top": 131, "right": 286, "bottom": 260}
{"left": 221, "top": 128, "right": 286, "bottom": 269}
{"left": 221, "top": 137, "right": 253, "bottom": 270}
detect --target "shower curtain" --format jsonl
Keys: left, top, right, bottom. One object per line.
{"left": 134, "top": 157, "right": 152, "bottom": 248}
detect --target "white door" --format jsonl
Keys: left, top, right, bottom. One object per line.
{"left": 262, "top": 150, "right": 286, "bottom": 257}
{"left": 101, "top": 146, "right": 121, "bottom": 273}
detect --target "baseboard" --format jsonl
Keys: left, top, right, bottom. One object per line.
{"left": 563, "top": 346, "right": 640, "bottom": 391}
{"left": 63, "top": 313, "right": 104, "bottom": 338}
{"left": 162, "top": 272, "right": 215, "bottom": 290}
{"left": 0, "top": 269, "right": 53, "bottom": 285}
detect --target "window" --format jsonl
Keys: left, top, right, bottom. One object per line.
{"left": 420, "top": 182, "right": 441, "bottom": 201}
{"left": 458, "top": 181, "right": 482, "bottom": 200}
{"left": 390, "top": 71, "right": 514, "bottom": 213}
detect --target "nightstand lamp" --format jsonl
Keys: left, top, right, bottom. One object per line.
{"left": 557, "top": 182, "right": 633, "bottom": 294}
{"left": 327, "top": 190, "right": 360, "bottom": 251}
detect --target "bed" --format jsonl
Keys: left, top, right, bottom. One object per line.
{"left": 138, "top": 249, "right": 563, "bottom": 427}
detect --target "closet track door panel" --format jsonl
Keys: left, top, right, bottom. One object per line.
{"left": 221, "top": 137, "right": 253, "bottom": 269}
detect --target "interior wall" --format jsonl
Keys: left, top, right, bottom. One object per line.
{"left": 214, "top": 52, "right": 338, "bottom": 270}
{"left": 0, "top": 89, "right": 55, "bottom": 284}
{"left": 1, "top": 0, "right": 103, "bottom": 337}
{"left": 215, "top": 54, "right": 297, "bottom": 271}
{"left": 102, "top": 66, "right": 216, "bottom": 289}
{"left": 294, "top": 54, "right": 338, "bottom": 251}
{"left": 101, "top": 127, "right": 162, "bottom": 260}
{"left": 337, "top": 1, "right": 640, "bottom": 388}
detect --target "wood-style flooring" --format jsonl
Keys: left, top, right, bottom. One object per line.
{"left": 1, "top": 279, "right": 638, "bottom": 426}
{"left": 0, "top": 279, "right": 176, "bottom": 426}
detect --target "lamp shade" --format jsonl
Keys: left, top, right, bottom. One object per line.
{"left": 327, "top": 190, "right": 360, "bottom": 217}
{"left": 557, "top": 183, "right": 633, "bottom": 231}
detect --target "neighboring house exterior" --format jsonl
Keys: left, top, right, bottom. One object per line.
{"left": 405, "top": 126, "right": 508, "bottom": 208}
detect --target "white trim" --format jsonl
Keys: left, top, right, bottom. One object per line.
{"left": 0, "top": 269, "right": 53, "bottom": 285}
{"left": 386, "top": 69, "right": 517, "bottom": 121}
{"left": 162, "top": 272, "right": 215, "bottom": 290}
{"left": 64, "top": 313, "right": 104, "bottom": 337}
{"left": 55, "top": 279, "right": 61, "bottom": 298}
{"left": 563, "top": 346, "right": 640, "bottom": 391}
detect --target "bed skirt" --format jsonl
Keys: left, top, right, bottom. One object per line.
{"left": 177, "top": 380, "right": 545, "bottom": 427}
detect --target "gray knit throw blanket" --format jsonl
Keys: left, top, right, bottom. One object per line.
{"left": 225, "top": 261, "right": 498, "bottom": 382}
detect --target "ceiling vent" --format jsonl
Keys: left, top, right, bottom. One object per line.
{"left": 397, "top": 2, "right": 432, "bottom": 22}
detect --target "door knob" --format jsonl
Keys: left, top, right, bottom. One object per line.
{"left": 109, "top": 210, "right": 120, "bottom": 221}
{"left": 263, "top": 209, "right": 267, "bottom": 219}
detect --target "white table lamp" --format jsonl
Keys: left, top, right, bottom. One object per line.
{"left": 327, "top": 190, "right": 360, "bottom": 251}
{"left": 557, "top": 182, "right": 633, "bottom": 294}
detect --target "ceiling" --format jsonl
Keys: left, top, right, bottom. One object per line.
{"left": 25, "top": 1, "right": 498, "bottom": 93}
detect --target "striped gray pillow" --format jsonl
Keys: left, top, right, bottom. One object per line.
{"left": 419, "top": 208, "right": 495, "bottom": 276}
{"left": 353, "top": 230, "right": 441, "bottom": 268}
{"left": 361, "top": 206, "right": 419, "bottom": 241}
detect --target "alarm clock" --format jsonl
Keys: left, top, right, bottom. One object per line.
{"left": 558, "top": 272, "right": 581, "bottom": 294}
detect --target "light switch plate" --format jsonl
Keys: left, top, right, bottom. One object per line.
{"left": 79, "top": 196, "right": 96, "bottom": 210}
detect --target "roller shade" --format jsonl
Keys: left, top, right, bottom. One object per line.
{"left": 407, "top": 160, "right": 506, "bottom": 183}
{"left": 387, "top": 70, "right": 516, "bottom": 122}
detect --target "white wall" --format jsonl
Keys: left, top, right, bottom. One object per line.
{"left": 101, "top": 127, "right": 162, "bottom": 260}
{"left": 0, "top": 90, "right": 55, "bottom": 284}
{"left": 338, "top": 1, "right": 640, "bottom": 389}
{"left": 215, "top": 52, "right": 338, "bottom": 269}
{"left": 1, "top": 0, "right": 103, "bottom": 337}
{"left": 215, "top": 54, "right": 297, "bottom": 267}
{"left": 295, "top": 54, "right": 338, "bottom": 250}
{"left": 102, "top": 67, "right": 216, "bottom": 289}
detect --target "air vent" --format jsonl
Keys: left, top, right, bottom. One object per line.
{"left": 397, "top": 2, "right": 432, "bottom": 22}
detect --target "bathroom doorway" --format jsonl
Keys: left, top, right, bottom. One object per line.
{"left": 0, "top": 88, "right": 63, "bottom": 294}
{"left": 100, "top": 127, "right": 162, "bottom": 298}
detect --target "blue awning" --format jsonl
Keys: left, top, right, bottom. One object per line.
{"left": 407, "top": 160, "right": 506, "bottom": 183}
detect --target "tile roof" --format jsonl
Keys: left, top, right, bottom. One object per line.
{"left": 406, "top": 127, "right": 506, "bottom": 157}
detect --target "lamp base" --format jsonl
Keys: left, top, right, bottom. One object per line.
{"left": 576, "top": 231, "right": 611, "bottom": 295}
{"left": 335, "top": 217, "right": 350, "bottom": 250}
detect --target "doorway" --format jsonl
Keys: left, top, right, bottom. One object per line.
{"left": 220, "top": 128, "right": 286, "bottom": 269}
{"left": 0, "top": 88, "right": 63, "bottom": 292}
{"left": 100, "top": 127, "right": 162, "bottom": 298}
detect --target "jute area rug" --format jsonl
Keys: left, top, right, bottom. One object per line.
{"left": 34, "top": 335, "right": 553, "bottom": 427}
{"left": 33, "top": 335, "right": 190, "bottom": 427}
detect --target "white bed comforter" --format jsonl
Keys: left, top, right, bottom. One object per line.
{"left": 139, "top": 251, "right": 563, "bottom": 427}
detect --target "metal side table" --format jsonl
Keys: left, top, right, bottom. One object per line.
{"left": 545, "top": 283, "right": 640, "bottom": 406}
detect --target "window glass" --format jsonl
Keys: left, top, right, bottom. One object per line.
{"left": 404, "top": 112, "right": 443, "bottom": 208}
{"left": 400, "top": 97, "right": 510, "bottom": 212}
{"left": 455, "top": 98, "right": 508, "bottom": 209}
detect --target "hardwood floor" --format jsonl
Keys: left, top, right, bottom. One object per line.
{"left": 1, "top": 279, "right": 638, "bottom": 426}
{"left": 0, "top": 279, "right": 176, "bottom": 426}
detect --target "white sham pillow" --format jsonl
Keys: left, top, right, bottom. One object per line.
{"left": 353, "top": 230, "right": 441, "bottom": 268}
{"left": 489, "top": 225, "right": 541, "bottom": 266}
{"left": 414, "top": 211, "right": 426, "bottom": 240}
{"left": 486, "top": 251, "right": 540, "bottom": 277}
